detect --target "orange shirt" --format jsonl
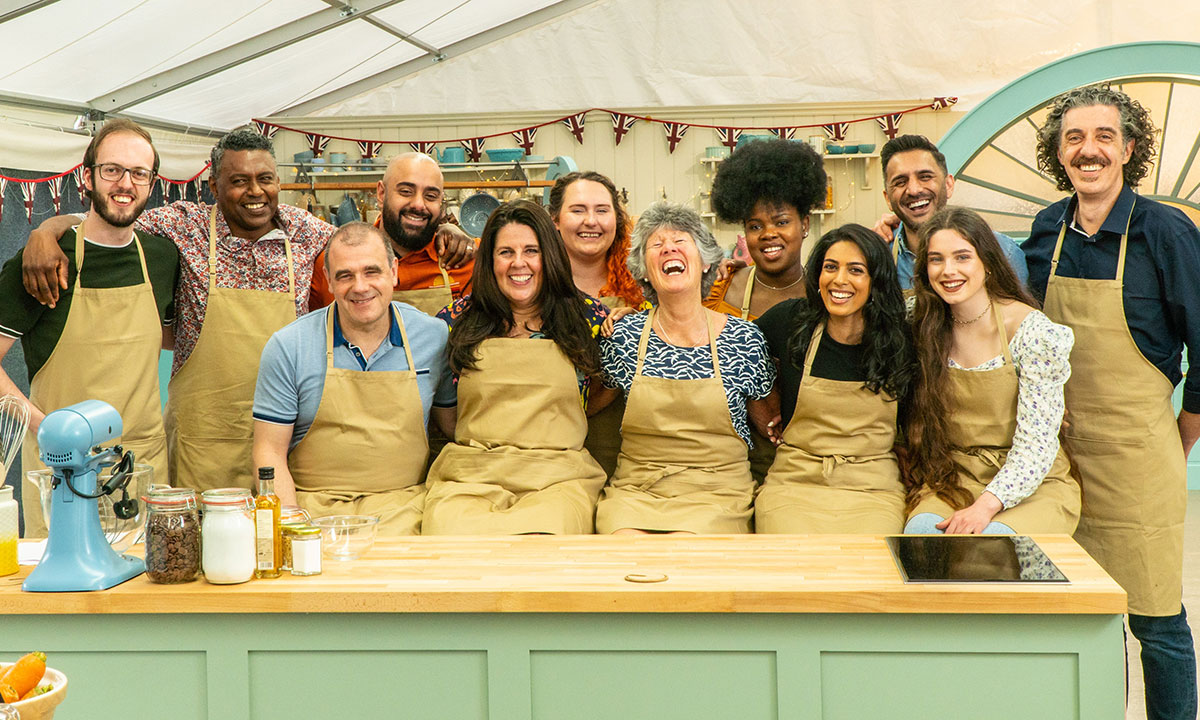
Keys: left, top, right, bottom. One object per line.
{"left": 309, "top": 225, "right": 475, "bottom": 310}
{"left": 702, "top": 272, "right": 757, "bottom": 321}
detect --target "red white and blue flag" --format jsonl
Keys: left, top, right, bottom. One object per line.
{"left": 662, "top": 122, "right": 689, "bottom": 153}
{"left": 716, "top": 127, "right": 741, "bottom": 150}
{"left": 0, "top": 177, "right": 7, "bottom": 224}
{"left": 931, "top": 97, "right": 958, "bottom": 111}
{"left": 770, "top": 127, "right": 796, "bottom": 140}
{"left": 610, "top": 112, "right": 638, "bottom": 146}
{"left": 460, "top": 137, "right": 486, "bottom": 162}
{"left": 357, "top": 140, "right": 382, "bottom": 159}
{"left": 303, "top": 132, "right": 330, "bottom": 157}
{"left": 253, "top": 121, "right": 279, "bottom": 140}
{"left": 821, "top": 122, "right": 849, "bottom": 141}
{"left": 71, "top": 165, "right": 87, "bottom": 204}
{"left": 511, "top": 127, "right": 538, "bottom": 155}
{"left": 408, "top": 141, "right": 437, "bottom": 155}
{"left": 561, "top": 112, "right": 587, "bottom": 143}
{"left": 20, "top": 181, "right": 37, "bottom": 223}
{"left": 875, "top": 113, "right": 904, "bottom": 139}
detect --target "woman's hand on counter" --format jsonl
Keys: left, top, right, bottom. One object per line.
{"left": 936, "top": 492, "right": 1003, "bottom": 534}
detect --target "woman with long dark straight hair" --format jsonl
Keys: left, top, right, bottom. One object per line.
{"left": 904, "top": 207, "right": 1079, "bottom": 534}
{"left": 754, "top": 224, "right": 915, "bottom": 533}
{"left": 423, "top": 199, "right": 610, "bottom": 534}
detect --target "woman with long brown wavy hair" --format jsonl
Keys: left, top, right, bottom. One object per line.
{"left": 903, "top": 207, "right": 1080, "bottom": 534}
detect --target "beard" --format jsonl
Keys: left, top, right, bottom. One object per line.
{"left": 86, "top": 188, "right": 147, "bottom": 228}
{"left": 381, "top": 206, "right": 437, "bottom": 253}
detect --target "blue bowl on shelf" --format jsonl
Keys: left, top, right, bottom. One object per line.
{"left": 856, "top": 143, "right": 876, "bottom": 154}
{"left": 840, "top": 144, "right": 859, "bottom": 154}
{"left": 825, "top": 143, "right": 845, "bottom": 155}
{"left": 485, "top": 148, "right": 525, "bottom": 162}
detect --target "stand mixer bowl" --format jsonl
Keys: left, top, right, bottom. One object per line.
{"left": 26, "top": 463, "right": 157, "bottom": 551}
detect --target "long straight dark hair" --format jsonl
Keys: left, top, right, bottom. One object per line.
{"left": 448, "top": 199, "right": 601, "bottom": 375}
{"left": 786, "top": 224, "right": 915, "bottom": 399}
{"left": 904, "top": 206, "right": 1039, "bottom": 510}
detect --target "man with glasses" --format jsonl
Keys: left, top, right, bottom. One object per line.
{"left": 0, "top": 118, "right": 179, "bottom": 535}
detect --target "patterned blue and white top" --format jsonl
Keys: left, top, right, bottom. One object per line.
{"left": 600, "top": 310, "right": 776, "bottom": 446}
{"left": 948, "top": 310, "right": 1074, "bottom": 509}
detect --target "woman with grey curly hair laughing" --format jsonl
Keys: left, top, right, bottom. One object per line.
{"left": 592, "top": 201, "right": 776, "bottom": 534}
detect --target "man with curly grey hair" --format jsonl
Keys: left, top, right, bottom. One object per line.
{"left": 1025, "top": 83, "right": 1200, "bottom": 720}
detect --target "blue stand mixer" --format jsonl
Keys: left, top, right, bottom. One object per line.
{"left": 23, "top": 400, "right": 145, "bottom": 592}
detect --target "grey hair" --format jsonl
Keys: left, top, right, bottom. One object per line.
{"left": 323, "top": 222, "right": 396, "bottom": 275}
{"left": 628, "top": 201, "right": 724, "bottom": 304}
{"left": 1036, "top": 83, "right": 1156, "bottom": 191}
{"left": 210, "top": 126, "right": 275, "bottom": 181}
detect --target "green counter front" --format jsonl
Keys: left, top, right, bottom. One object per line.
{"left": 0, "top": 534, "right": 1126, "bottom": 720}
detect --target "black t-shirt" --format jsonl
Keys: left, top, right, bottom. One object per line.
{"left": 754, "top": 298, "right": 867, "bottom": 425}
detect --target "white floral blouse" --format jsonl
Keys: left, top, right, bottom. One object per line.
{"left": 947, "top": 310, "right": 1074, "bottom": 509}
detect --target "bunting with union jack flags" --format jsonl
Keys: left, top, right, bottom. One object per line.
{"left": 357, "top": 140, "right": 382, "bottom": 159}
{"left": 0, "top": 178, "right": 7, "bottom": 224}
{"left": 511, "top": 127, "right": 538, "bottom": 155}
{"left": 71, "top": 165, "right": 87, "bottom": 204}
{"left": 46, "top": 175, "right": 64, "bottom": 214}
{"left": 20, "top": 182, "right": 37, "bottom": 223}
{"left": 931, "top": 97, "right": 958, "bottom": 111}
{"left": 770, "top": 127, "right": 796, "bottom": 140}
{"left": 460, "top": 137, "right": 486, "bottom": 162}
{"left": 303, "top": 132, "right": 330, "bottom": 157}
{"left": 716, "top": 127, "right": 741, "bottom": 150}
{"left": 561, "top": 112, "right": 587, "bottom": 144}
{"left": 610, "top": 112, "right": 638, "bottom": 146}
{"left": 253, "top": 121, "right": 279, "bottom": 140}
{"left": 408, "top": 141, "right": 437, "bottom": 155}
{"left": 875, "top": 113, "right": 904, "bottom": 139}
{"left": 821, "top": 122, "right": 849, "bottom": 141}
{"left": 662, "top": 122, "right": 689, "bottom": 153}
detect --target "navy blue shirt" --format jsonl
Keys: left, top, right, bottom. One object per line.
{"left": 1025, "top": 185, "right": 1200, "bottom": 413}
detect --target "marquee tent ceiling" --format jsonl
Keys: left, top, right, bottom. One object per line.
{"left": 1, "top": 0, "right": 1198, "bottom": 134}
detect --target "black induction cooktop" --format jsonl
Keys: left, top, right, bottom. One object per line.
{"left": 886, "top": 535, "right": 1069, "bottom": 583}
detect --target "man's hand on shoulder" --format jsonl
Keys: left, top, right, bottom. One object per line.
{"left": 872, "top": 212, "right": 901, "bottom": 244}
{"left": 22, "top": 214, "right": 78, "bottom": 307}
{"left": 434, "top": 222, "right": 476, "bottom": 269}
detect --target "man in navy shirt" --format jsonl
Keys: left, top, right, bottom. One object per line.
{"left": 1025, "top": 84, "right": 1200, "bottom": 720}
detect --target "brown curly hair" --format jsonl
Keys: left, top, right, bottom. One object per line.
{"left": 1036, "top": 83, "right": 1157, "bottom": 192}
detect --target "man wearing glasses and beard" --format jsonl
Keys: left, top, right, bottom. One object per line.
{"left": 0, "top": 118, "right": 179, "bottom": 536}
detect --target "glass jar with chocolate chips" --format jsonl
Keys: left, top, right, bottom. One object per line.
{"left": 143, "top": 488, "right": 201, "bottom": 584}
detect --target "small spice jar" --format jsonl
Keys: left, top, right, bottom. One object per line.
{"left": 200, "top": 488, "right": 256, "bottom": 584}
{"left": 143, "top": 488, "right": 200, "bottom": 584}
{"left": 289, "top": 525, "right": 322, "bottom": 576}
{"left": 279, "top": 505, "right": 311, "bottom": 571}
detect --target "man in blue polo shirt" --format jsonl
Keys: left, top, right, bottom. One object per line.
{"left": 252, "top": 222, "right": 455, "bottom": 535}
{"left": 873, "top": 134, "right": 1028, "bottom": 294}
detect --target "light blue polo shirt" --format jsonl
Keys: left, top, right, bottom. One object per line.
{"left": 892, "top": 225, "right": 1029, "bottom": 291}
{"left": 253, "top": 302, "right": 455, "bottom": 450}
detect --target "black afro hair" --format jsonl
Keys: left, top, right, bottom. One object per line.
{"left": 711, "top": 138, "right": 827, "bottom": 224}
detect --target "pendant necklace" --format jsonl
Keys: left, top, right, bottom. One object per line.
{"left": 755, "top": 273, "right": 804, "bottom": 291}
{"left": 953, "top": 300, "right": 992, "bottom": 326}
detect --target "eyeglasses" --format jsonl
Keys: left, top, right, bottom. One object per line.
{"left": 93, "top": 163, "right": 155, "bottom": 185}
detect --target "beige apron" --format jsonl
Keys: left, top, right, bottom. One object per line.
{"left": 595, "top": 309, "right": 754, "bottom": 534}
{"left": 287, "top": 307, "right": 427, "bottom": 535}
{"left": 892, "top": 233, "right": 916, "bottom": 301}
{"left": 584, "top": 294, "right": 629, "bottom": 480}
{"left": 1043, "top": 205, "right": 1184, "bottom": 616}
{"left": 423, "top": 337, "right": 606, "bottom": 535}
{"left": 21, "top": 223, "right": 167, "bottom": 537}
{"left": 757, "top": 324, "right": 904, "bottom": 533}
{"left": 165, "top": 208, "right": 297, "bottom": 493}
{"left": 909, "top": 304, "right": 1080, "bottom": 534}
{"left": 393, "top": 264, "right": 455, "bottom": 316}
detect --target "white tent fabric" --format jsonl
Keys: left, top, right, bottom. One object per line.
{"left": 1, "top": 0, "right": 1198, "bottom": 130}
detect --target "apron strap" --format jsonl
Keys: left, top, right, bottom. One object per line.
{"left": 435, "top": 262, "right": 453, "bottom": 289}
{"left": 892, "top": 229, "right": 903, "bottom": 263}
{"left": 324, "top": 307, "right": 337, "bottom": 369}
{"left": 705, "top": 311, "right": 721, "bottom": 382}
{"left": 324, "top": 303, "right": 417, "bottom": 372}
{"left": 740, "top": 266, "right": 756, "bottom": 320}
{"left": 635, "top": 308, "right": 722, "bottom": 381}
{"left": 208, "top": 205, "right": 296, "bottom": 295}
{"left": 802, "top": 322, "right": 824, "bottom": 375}
{"left": 73, "top": 219, "right": 149, "bottom": 289}
{"left": 992, "top": 302, "right": 1014, "bottom": 367}
{"left": 394, "top": 304, "right": 416, "bottom": 371}
{"left": 1050, "top": 196, "right": 1136, "bottom": 282}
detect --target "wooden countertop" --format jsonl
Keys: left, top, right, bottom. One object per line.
{"left": 0, "top": 534, "right": 1125, "bottom": 615}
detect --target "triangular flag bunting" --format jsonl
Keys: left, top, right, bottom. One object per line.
{"left": 47, "top": 176, "right": 64, "bottom": 214}
{"left": 821, "top": 123, "right": 849, "bottom": 141}
{"left": 560, "top": 112, "right": 587, "bottom": 144}
{"left": 610, "top": 112, "right": 638, "bottom": 146}
{"left": 357, "top": 140, "right": 382, "bottom": 159}
{"left": 408, "top": 141, "right": 437, "bottom": 155}
{"left": 303, "top": 132, "right": 330, "bottom": 157}
{"left": 770, "top": 127, "right": 796, "bottom": 140}
{"left": 931, "top": 97, "right": 958, "bottom": 111}
{"left": 253, "top": 121, "right": 279, "bottom": 140}
{"left": 460, "top": 138, "right": 486, "bottom": 162}
{"left": 716, "top": 127, "right": 741, "bottom": 150}
{"left": 511, "top": 127, "right": 538, "bottom": 155}
{"left": 71, "top": 165, "right": 87, "bottom": 204}
{"left": 20, "top": 182, "right": 37, "bottom": 223}
{"left": 875, "top": 113, "right": 904, "bottom": 139}
{"left": 0, "top": 177, "right": 7, "bottom": 225}
{"left": 662, "top": 122, "right": 689, "bottom": 153}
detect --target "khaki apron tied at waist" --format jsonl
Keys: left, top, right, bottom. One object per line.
{"left": 21, "top": 221, "right": 168, "bottom": 537}
{"left": 585, "top": 294, "right": 631, "bottom": 480}
{"left": 1043, "top": 200, "right": 1185, "bottom": 616}
{"left": 595, "top": 308, "right": 753, "bottom": 534}
{"left": 165, "top": 207, "right": 296, "bottom": 493}
{"left": 757, "top": 323, "right": 904, "bottom": 534}
{"left": 908, "top": 303, "right": 1080, "bottom": 536}
{"left": 424, "top": 336, "right": 606, "bottom": 535}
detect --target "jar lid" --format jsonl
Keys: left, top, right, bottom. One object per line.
{"left": 143, "top": 487, "right": 197, "bottom": 509}
{"left": 291, "top": 526, "right": 321, "bottom": 537}
{"left": 280, "top": 505, "right": 310, "bottom": 523}
{"left": 200, "top": 488, "right": 253, "bottom": 507}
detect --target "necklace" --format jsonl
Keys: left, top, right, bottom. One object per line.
{"left": 654, "top": 316, "right": 679, "bottom": 345}
{"left": 952, "top": 300, "right": 992, "bottom": 326}
{"left": 754, "top": 273, "right": 804, "bottom": 291}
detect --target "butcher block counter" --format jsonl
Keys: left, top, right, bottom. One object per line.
{"left": 0, "top": 535, "right": 1125, "bottom": 720}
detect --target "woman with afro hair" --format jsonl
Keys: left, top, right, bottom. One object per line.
{"left": 704, "top": 138, "right": 827, "bottom": 321}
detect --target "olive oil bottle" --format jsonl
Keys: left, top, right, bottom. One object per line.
{"left": 254, "top": 466, "right": 282, "bottom": 578}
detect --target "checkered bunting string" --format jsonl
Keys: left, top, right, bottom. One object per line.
{"left": 459, "top": 138, "right": 486, "bottom": 162}
{"left": 821, "top": 123, "right": 849, "bottom": 141}
{"left": 716, "top": 127, "right": 741, "bottom": 150}
{"left": 20, "top": 181, "right": 37, "bottom": 223}
{"left": 511, "top": 127, "right": 538, "bottom": 155}
{"left": 610, "top": 112, "right": 638, "bottom": 146}
{"left": 561, "top": 112, "right": 587, "bottom": 143}
{"left": 357, "top": 140, "right": 382, "bottom": 159}
{"left": 662, "top": 122, "right": 689, "bottom": 153}
{"left": 303, "top": 132, "right": 330, "bottom": 157}
{"left": 875, "top": 113, "right": 904, "bottom": 139}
